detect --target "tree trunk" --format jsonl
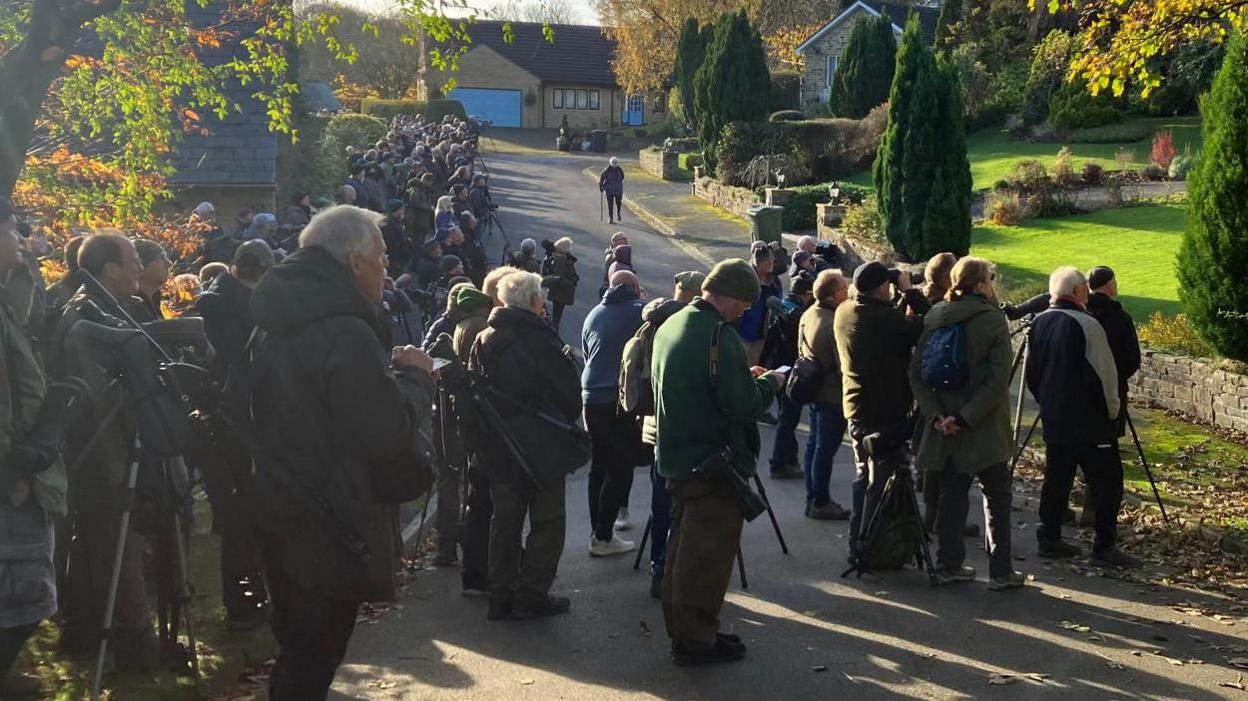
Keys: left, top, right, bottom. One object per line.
{"left": 0, "top": 0, "right": 123, "bottom": 198}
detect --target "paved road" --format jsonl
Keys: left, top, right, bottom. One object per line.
{"left": 329, "top": 150, "right": 1248, "bottom": 701}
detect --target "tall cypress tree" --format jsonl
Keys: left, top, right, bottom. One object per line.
{"left": 675, "top": 18, "right": 708, "bottom": 127}
{"left": 935, "top": 0, "right": 962, "bottom": 53}
{"left": 694, "top": 11, "right": 771, "bottom": 171}
{"left": 827, "top": 14, "right": 897, "bottom": 118}
{"left": 1177, "top": 33, "right": 1248, "bottom": 360}
{"left": 873, "top": 14, "right": 971, "bottom": 261}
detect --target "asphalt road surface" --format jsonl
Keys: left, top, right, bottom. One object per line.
{"left": 329, "top": 149, "right": 1248, "bottom": 701}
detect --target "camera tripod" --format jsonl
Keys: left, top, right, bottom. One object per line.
{"left": 841, "top": 467, "right": 938, "bottom": 586}
{"left": 632, "top": 471, "right": 789, "bottom": 591}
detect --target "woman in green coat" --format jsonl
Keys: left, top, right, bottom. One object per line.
{"left": 908, "top": 257, "right": 1025, "bottom": 591}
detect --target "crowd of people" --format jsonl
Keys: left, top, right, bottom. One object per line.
{"left": 0, "top": 113, "right": 1148, "bottom": 697}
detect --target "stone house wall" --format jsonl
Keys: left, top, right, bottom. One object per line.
{"left": 800, "top": 6, "right": 903, "bottom": 111}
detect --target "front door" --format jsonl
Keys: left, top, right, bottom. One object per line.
{"left": 621, "top": 95, "right": 645, "bottom": 126}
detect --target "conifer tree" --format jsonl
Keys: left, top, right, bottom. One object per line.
{"left": 693, "top": 11, "right": 771, "bottom": 171}
{"left": 828, "top": 14, "right": 897, "bottom": 118}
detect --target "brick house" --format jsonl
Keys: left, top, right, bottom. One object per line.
{"left": 795, "top": 1, "right": 940, "bottom": 112}
{"left": 419, "top": 21, "right": 667, "bottom": 129}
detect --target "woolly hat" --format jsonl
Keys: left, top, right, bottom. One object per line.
{"left": 440, "top": 255, "right": 463, "bottom": 274}
{"left": 385, "top": 198, "right": 405, "bottom": 214}
{"left": 1088, "top": 265, "right": 1115, "bottom": 290}
{"left": 791, "top": 270, "right": 815, "bottom": 295}
{"left": 704, "top": 258, "right": 760, "bottom": 303}
{"left": 233, "top": 239, "right": 275, "bottom": 269}
{"left": 673, "top": 270, "right": 706, "bottom": 292}
{"left": 750, "top": 240, "right": 773, "bottom": 261}
{"left": 853, "top": 261, "right": 890, "bottom": 293}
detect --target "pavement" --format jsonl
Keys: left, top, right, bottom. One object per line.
{"left": 328, "top": 147, "right": 1248, "bottom": 701}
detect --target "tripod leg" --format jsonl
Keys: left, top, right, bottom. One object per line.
{"left": 1012, "top": 342, "right": 1029, "bottom": 443}
{"left": 1125, "top": 411, "right": 1170, "bottom": 525}
{"left": 752, "top": 475, "right": 789, "bottom": 555}
{"left": 1009, "top": 413, "right": 1042, "bottom": 478}
{"left": 170, "top": 510, "right": 200, "bottom": 682}
{"left": 904, "top": 477, "right": 939, "bottom": 587}
{"left": 632, "top": 516, "right": 652, "bottom": 571}
{"left": 735, "top": 544, "right": 747, "bottom": 590}
{"left": 90, "top": 437, "right": 142, "bottom": 701}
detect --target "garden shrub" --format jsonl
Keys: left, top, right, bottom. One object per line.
{"left": 716, "top": 105, "right": 887, "bottom": 187}
{"left": 1005, "top": 159, "right": 1050, "bottom": 192}
{"left": 1168, "top": 154, "right": 1195, "bottom": 180}
{"left": 1064, "top": 122, "right": 1152, "bottom": 143}
{"left": 360, "top": 98, "right": 466, "bottom": 121}
{"left": 1151, "top": 129, "right": 1177, "bottom": 169}
{"left": 770, "top": 71, "right": 802, "bottom": 111}
{"left": 678, "top": 152, "right": 704, "bottom": 170}
{"left": 317, "top": 113, "right": 388, "bottom": 191}
{"left": 986, "top": 191, "right": 1023, "bottom": 225}
{"left": 1177, "top": 34, "right": 1248, "bottom": 361}
{"left": 1048, "top": 83, "right": 1124, "bottom": 131}
{"left": 1137, "top": 312, "right": 1215, "bottom": 357}
{"left": 1052, "top": 146, "right": 1078, "bottom": 187}
{"left": 780, "top": 184, "right": 832, "bottom": 230}
{"left": 1081, "top": 162, "right": 1105, "bottom": 185}
{"left": 841, "top": 195, "right": 885, "bottom": 244}
{"left": 1142, "top": 163, "right": 1169, "bottom": 180}
{"left": 1023, "top": 188, "right": 1082, "bottom": 219}
{"left": 769, "top": 110, "right": 806, "bottom": 122}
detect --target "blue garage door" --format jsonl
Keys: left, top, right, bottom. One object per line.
{"left": 449, "top": 88, "right": 522, "bottom": 127}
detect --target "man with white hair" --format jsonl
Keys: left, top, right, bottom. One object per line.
{"left": 1024, "top": 266, "right": 1139, "bottom": 569}
{"left": 469, "top": 271, "right": 582, "bottom": 621}
{"left": 247, "top": 204, "right": 439, "bottom": 699}
{"left": 598, "top": 157, "right": 626, "bottom": 224}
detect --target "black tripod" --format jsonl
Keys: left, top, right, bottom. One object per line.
{"left": 632, "top": 472, "right": 788, "bottom": 591}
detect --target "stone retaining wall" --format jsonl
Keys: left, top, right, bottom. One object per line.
{"left": 638, "top": 148, "right": 679, "bottom": 181}
{"left": 692, "top": 173, "right": 759, "bottom": 220}
{"left": 1130, "top": 350, "right": 1248, "bottom": 434}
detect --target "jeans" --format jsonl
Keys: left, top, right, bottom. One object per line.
{"left": 264, "top": 553, "right": 360, "bottom": 701}
{"left": 935, "top": 464, "right": 1013, "bottom": 578}
{"left": 803, "top": 402, "right": 847, "bottom": 506}
{"left": 649, "top": 464, "right": 671, "bottom": 577}
{"left": 1038, "top": 442, "right": 1123, "bottom": 553}
{"left": 585, "top": 403, "right": 640, "bottom": 541}
{"left": 769, "top": 395, "right": 804, "bottom": 472}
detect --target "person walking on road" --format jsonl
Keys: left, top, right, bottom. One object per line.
{"left": 599, "top": 157, "right": 626, "bottom": 224}
{"left": 652, "top": 259, "right": 787, "bottom": 666}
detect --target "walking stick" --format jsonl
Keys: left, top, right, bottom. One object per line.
{"left": 735, "top": 545, "right": 748, "bottom": 590}
{"left": 599, "top": 191, "right": 604, "bottom": 223}
{"left": 633, "top": 515, "right": 652, "bottom": 571}
{"left": 1124, "top": 410, "right": 1171, "bottom": 525}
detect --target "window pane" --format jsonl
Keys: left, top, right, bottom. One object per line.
{"left": 554, "top": 89, "right": 563, "bottom": 109}
{"left": 577, "top": 89, "right": 588, "bottom": 109}
{"left": 589, "top": 90, "right": 600, "bottom": 110}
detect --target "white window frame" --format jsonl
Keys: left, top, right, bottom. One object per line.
{"left": 553, "top": 89, "right": 564, "bottom": 109}
{"left": 825, "top": 55, "right": 839, "bottom": 87}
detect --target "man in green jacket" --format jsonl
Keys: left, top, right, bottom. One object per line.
{"left": 651, "top": 258, "right": 786, "bottom": 666}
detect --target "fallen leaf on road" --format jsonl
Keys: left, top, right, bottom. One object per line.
{"left": 519, "top": 678, "right": 535, "bottom": 686}
{"left": 989, "top": 674, "right": 1021, "bottom": 685}
{"left": 1219, "top": 674, "right": 1246, "bottom": 691}
{"left": 1057, "top": 593, "right": 1072, "bottom": 599}
{"left": 1026, "top": 673, "right": 1052, "bottom": 683}
{"left": 1106, "top": 662, "right": 1124, "bottom": 670}
{"left": 811, "top": 665, "right": 828, "bottom": 672}
{"left": 1060, "top": 621, "right": 1092, "bottom": 633}
{"left": 1089, "top": 635, "right": 1104, "bottom": 641}
{"left": 639, "top": 621, "right": 652, "bottom": 637}
{"left": 1130, "top": 650, "right": 1143, "bottom": 657}
{"left": 874, "top": 591, "right": 891, "bottom": 597}
{"left": 1229, "top": 657, "right": 1248, "bottom": 669}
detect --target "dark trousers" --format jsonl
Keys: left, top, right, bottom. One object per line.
{"left": 936, "top": 464, "right": 1013, "bottom": 578}
{"left": 1038, "top": 442, "right": 1123, "bottom": 553}
{"left": 489, "top": 474, "right": 566, "bottom": 602}
{"left": 606, "top": 194, "right": 622, "bottom": 220}
{"left": 803, "top": 402, "right": 847, "bottom": 506}
{"left": 217, "top": 496, "right": 268, "bottom": 620}
{"left": 649, "top": 463, "right": 671, "bottom": 577}
{"left": 433, "top": 400, "right": 463, "bottom": 547}
{"left": 769, "top": 396, "right": 803, "bottom": 472}
{"left": 264, "top": 554, "right": 359, "bottom": 701}
{"left": 550, "top": 303, "right": 567, "bottom": 332}
{"left": 460, "top": 464, "right": 493, "bottom": 589}
{"left": 0, "top": 624, "right": 37, "bottom": 680}
{"left": 585, "top": 403, "right": 640, "bottom": 541}
{"left": 661, "top": 474, "right": 742, "bottom": 646}
{"left": 62, "top": 505, "right": 150, "bottom": 637}
{"left": 848, "top": 422, "right": 908, "bottom": 552}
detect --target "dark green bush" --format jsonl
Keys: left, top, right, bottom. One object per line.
{"left": 828, "top": 14, "right": 896, "bottom": 119}
{"left": 770, "top": 71, "right": 802, "bottom": 111}
{"left": 316, "top": 113, "right": 388, "bottom": 194}
{"left": 1048, "top": 84, "right": 1124, "bottom": 131}
{"left": 360, "top": 98, "right": 467, "bottom": 122}
{"left": 778, "top": 181, "right": 874, "bottom": 230}
{"left": 716, "top": 105, "right": 887, "bottom": 187}
{"left": 769, "top": 110, "right": 806, "bottom": 122}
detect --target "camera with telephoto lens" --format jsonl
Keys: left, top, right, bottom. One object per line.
{"left": 887, "top": 267, "right": 921, "bottom": 287}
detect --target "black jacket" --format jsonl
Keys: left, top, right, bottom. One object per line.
{"left": 380, "top": 215, "right": 412, "bottom": 278}
{"left": 1025, "top": 299, "right": 1121, "bottom": 446}
{"left": 195, "top": 272, "right": 255, "bottom": 381}
{"left": 834, "top": 290, "right": 930, "bottom": 427}
{"left": 249, "top": 245, "right": 435, "bottom": 601}
{"left": 1087, "top": 292, "right": 1141, "bottom": 436}
{"left": 468, "top": 185, "right": 491, "bottom": 222}
{"left": 468, "top": 306, "right": 582, "bottom": 481}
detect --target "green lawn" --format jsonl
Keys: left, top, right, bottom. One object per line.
{"left": 973, "top": 204, "right": 1185, "bottom": 320}
{"left": 848, "top": 116, "right": 1203, "bottom": 191}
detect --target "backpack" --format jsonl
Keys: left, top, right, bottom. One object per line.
{"left": 618, "top": 320, "right": 658, "bottom": 415}
{"left": 919, "top": 323, "right": 970, "bottom": 391}
{"left": 862, "top": 470, "right": 927, "bottom": 571}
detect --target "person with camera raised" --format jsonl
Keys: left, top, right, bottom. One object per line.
{"left": 468, "top": 271, "right": 582, "bottom": 621}
{"left": 651, "top": 259, "right": 786, "bottom": 666}
{"left": 909, "top": 258, "right": 1025, "bottom": 590}
{"left": 835, "top": 261, "right": 930, "bottom": 561}
{"left": 246, "top": 205, "right": 438, "bottom": 699}
{"left": 1025, "top": 267, "right": 1139, "bottom": 569}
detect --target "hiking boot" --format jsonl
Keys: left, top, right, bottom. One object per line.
{"left": 432, "top": 541, "right": 459, "bottom": 567}
{"left": 0, "top": 671, "right": 41, "bottom": 698}
{"left": 963, "top": 523, "right": 981, "bottom": 538}
{"left": 934, "top": 565, "right": 976, "bottom": 585}
{"left": 716, "top": 632, "right": 746, "bottom": 654}
{"left": 1092, "top": 548, "right": 1142, "bottom": 569}
{"left": 671, "top": 638, "right": 745, "bottom": 666}
{"left": 1038, "top": 538, "right": 1082, "bottom": 559}
{"left": 589, "top": 534, "right": 636, "bottom": 557}
{"left": 807, "top": 501, "right": 851, "bottom": 520}
{"left": 988, "top": 571, "right": 1027, "bottom": 591}
{"left": 511, "top": 595, "right": 571, "bottom": 620}
{"left": 487, "top": 595, "right": 514, "bottom": 621}
{"left": 614, "top": 508, "right": 632, "bottom": 531}
{"left": 769, "top": 464, "right": 802, "bottom": 479}
{"left": 650, "top": 575, "right": 662, "bottom": 600}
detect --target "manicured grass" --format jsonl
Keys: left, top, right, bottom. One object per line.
{"left": 972, "top": 204, "right": 1185, "bottom": 320}
{"left": 847, "top": 116, "right": 1203, "bottom": 191}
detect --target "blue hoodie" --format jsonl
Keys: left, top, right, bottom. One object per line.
{"left": 580, "top": 284, "right": 645, "bottom": 405}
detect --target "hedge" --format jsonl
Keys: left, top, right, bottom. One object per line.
{"left": 715, "top": 104, "right": 887, "bottom": 187}
{"left": 770, "top": 71, "right": 802, "bottom": 111}
{"left": 778, "top": 181, "right": 873, "bottom": 230}
{"left": 360, "top": 99, "right": 467, "bottom": 122}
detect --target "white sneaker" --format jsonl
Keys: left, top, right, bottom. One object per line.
{"left": 589, "top": 534, "right": 636, "bottom": 557}
{"left": 614, "top": 508, "right": 632, "bottom": 531}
